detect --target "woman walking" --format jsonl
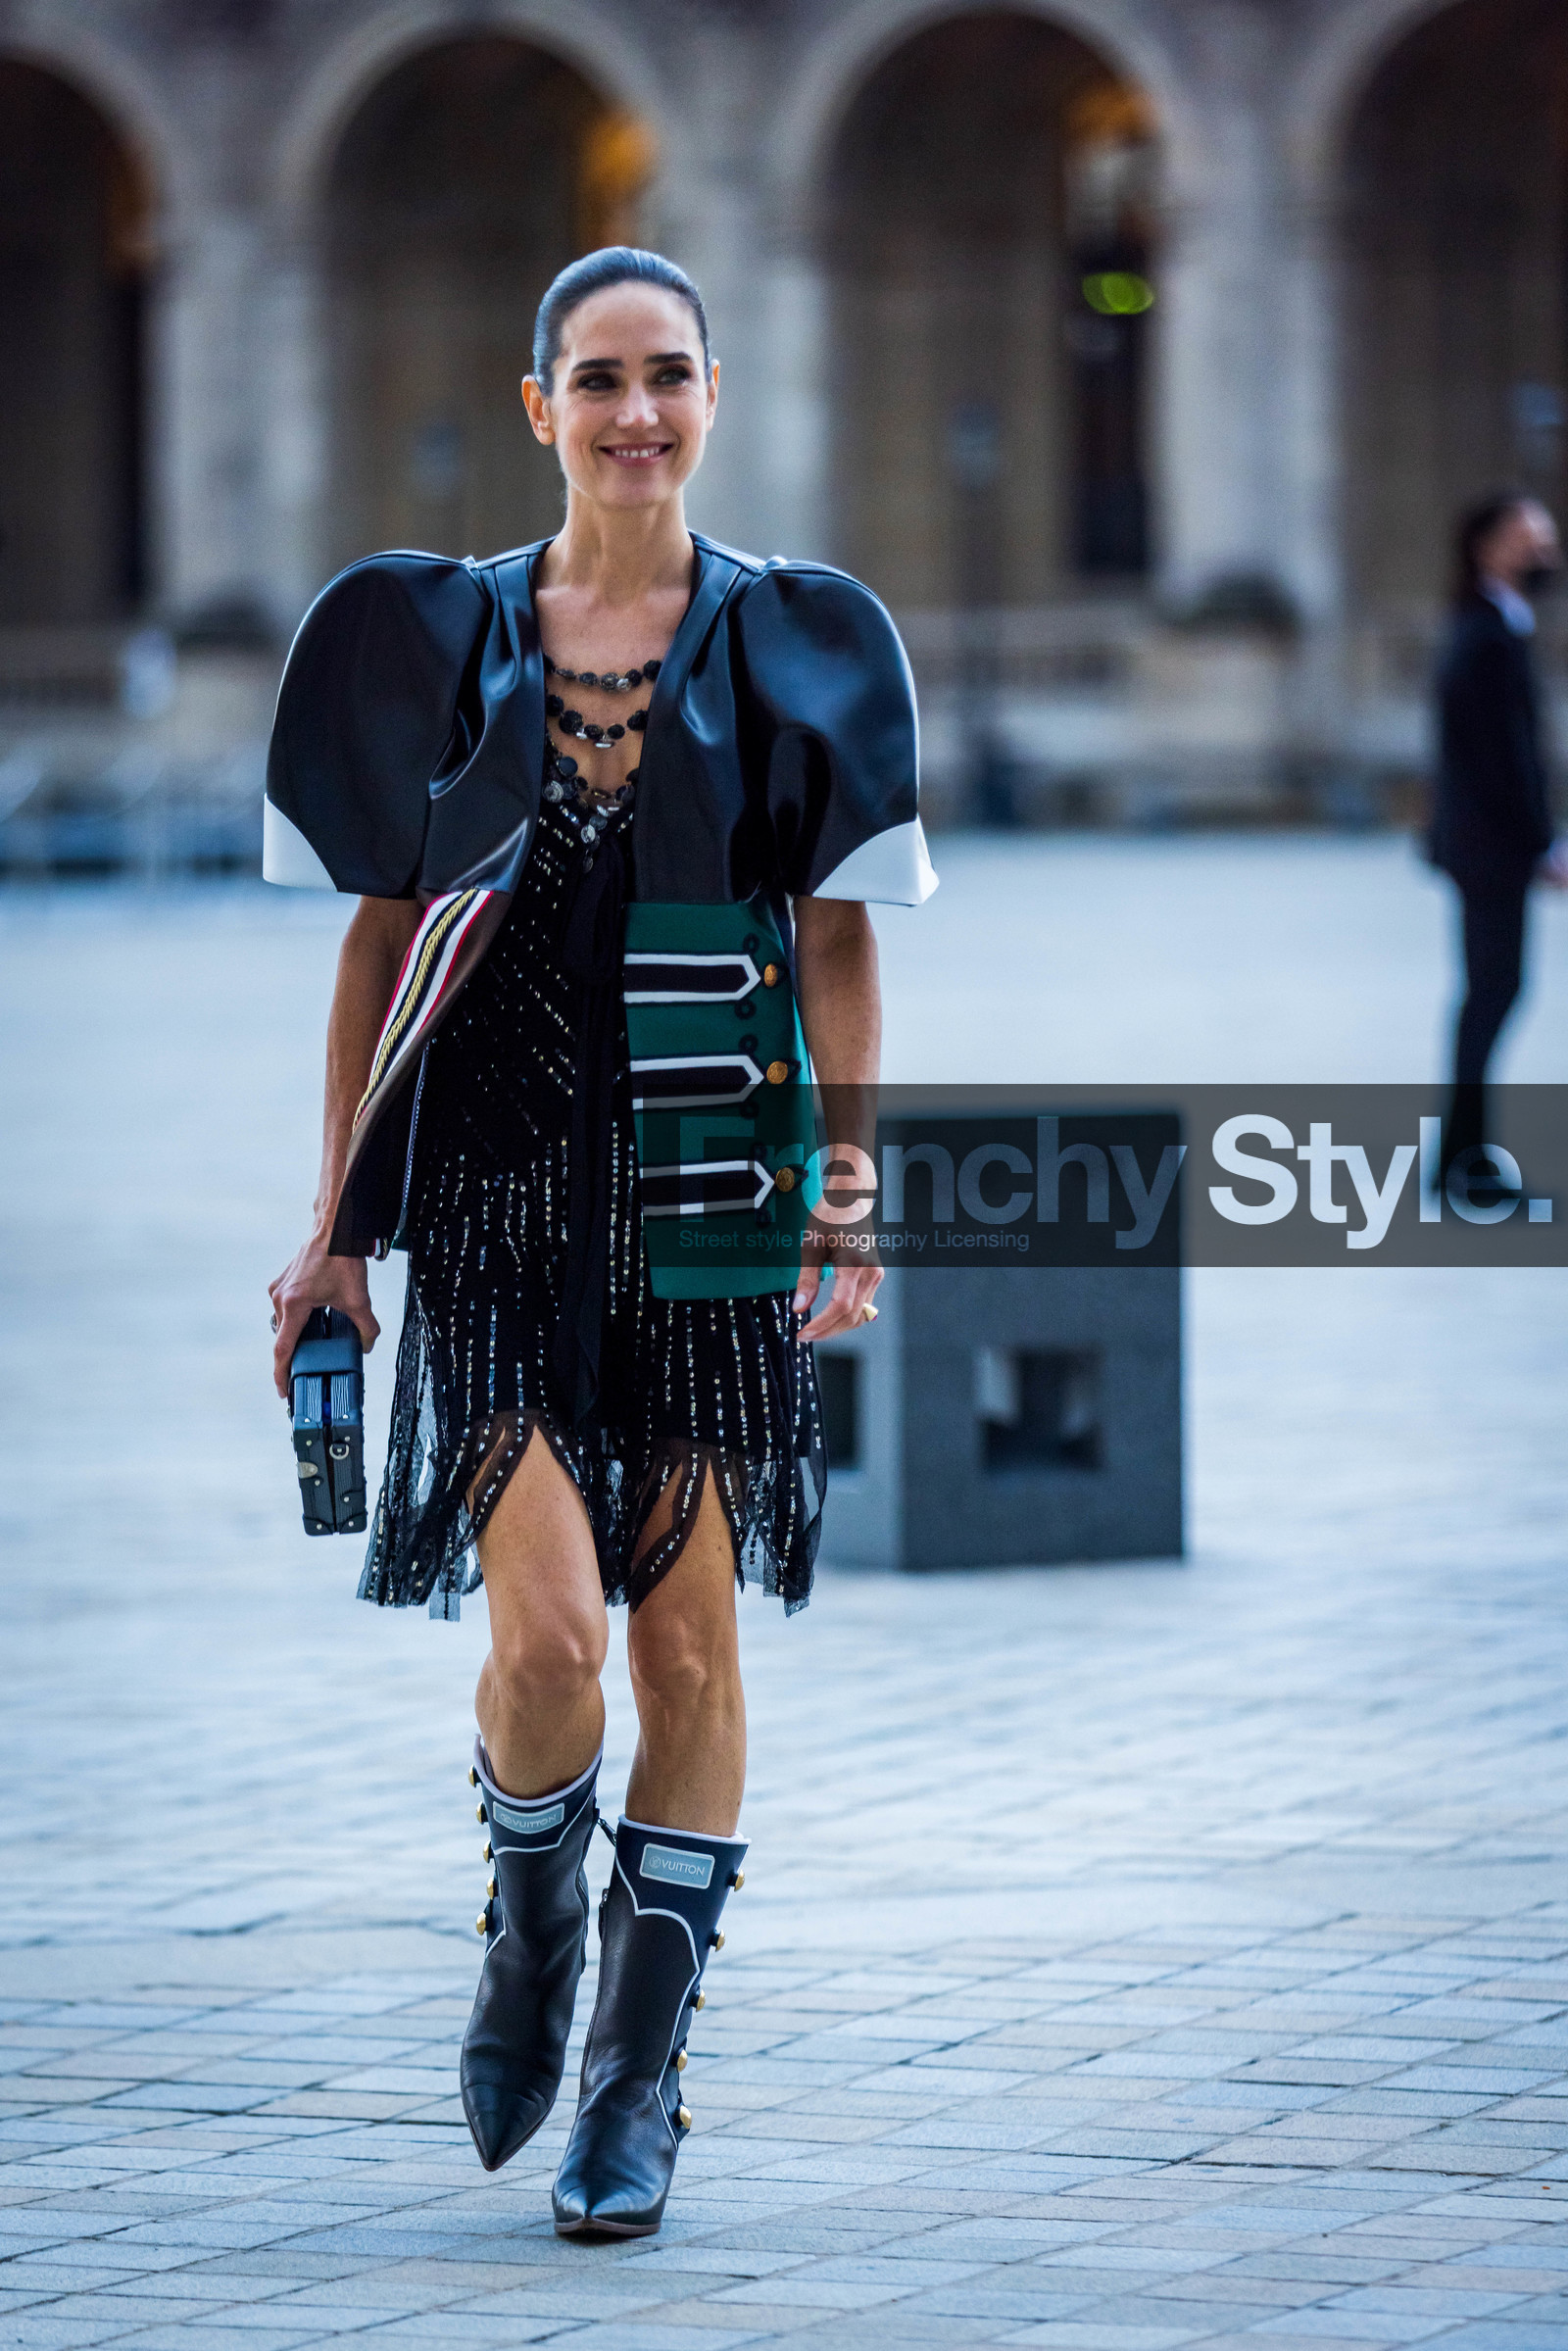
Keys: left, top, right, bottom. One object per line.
{"left": 265, "top": 249, "right": 935, "bottom": 2236}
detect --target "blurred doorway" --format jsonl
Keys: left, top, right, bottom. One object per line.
{"left": 822, "top": 9, "right": 1158, "bottom": 611}
{"left": 323, "top": 37, "right": 655, "bottom": 573}
{"left": 0, "top": 62, "right": 154, "bottom": 623}
{"left": 1345, "top": 0, "right": 1568, "bottom": 610}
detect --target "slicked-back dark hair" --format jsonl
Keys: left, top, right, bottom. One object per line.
{"left": 1452, "top": 490, "right": 1529, "bottom": 608}
{"left": 532, "top": 247, "right": 710, "bottom": 392}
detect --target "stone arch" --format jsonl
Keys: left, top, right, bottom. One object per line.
{"left": 1281, "top": 0, "right": 1482, "bottom": 198}
{"left": 0, "top": 53, "right": 162, "bottom": 621}
{"left": 0, "top": 24, "right": 184, "bottom": 225}
{"left": 312, "top": 25, "right": 662, "bottom": 571}
{"left": 1335, "top": 0, "right": 1568, "bottom": 611}
{"left": 767, "top": 0, "right": 1201, "bottom": 227}
{"left": 271, "top": 1, "right": 665, "bottom": 231}
{"left": 812, "top": 5, "right": 1166, "bottom": 607}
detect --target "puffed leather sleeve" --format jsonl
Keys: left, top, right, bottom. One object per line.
{"left": 735, "top": 563, "right": 937, "bottom": 904}
{"left": 264, "top": 553, "right": 490, "bottom": 896}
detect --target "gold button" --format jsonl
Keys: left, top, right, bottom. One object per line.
{"left": 732, "top": 1869, "right": 745, "bottom": 1890}
{"left": 695, "top": 1991, "right": 706, "bottom": 2011}
{"left": 475, "top": 1801, "right": 486, "bottom": 1824}
{"left": 487, "top": 1874, "right": 498, "bottom": 1900}
{"left": 766, "top": 1061, "right": 788, "bottom": 1085}
{"left": 775, "top": 1167, "right": 796, "bottom": 1193}
{"left": 712, "top": 1930, "right": 725, "bottom": 1952}
{"left": 482, "top": 1840, "right": 492, "bottom": 1862}
{"left": 762, "top": 963, "right": 781, "bottom": 988}
{"left": 474, "top": 1911, "right": 488, "bottom": 1937}
{"left": 467, "top": 1765, "right": 478, "bottom": 1788}
{"left": 675, "top": 2048, "right": 687, "bottom": 2072}
{"left": 676, "top": 2105, "right": 692, "bottom": 2130}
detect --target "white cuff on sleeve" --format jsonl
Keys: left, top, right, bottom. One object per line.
{"left": 808, "top": 816, "right": 939, "bottom": 906}
{"left": 263, "top": 797, "right": 335, "bottom": 890}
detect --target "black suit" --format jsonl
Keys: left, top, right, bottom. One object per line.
{"left": 1430, "top": 595, "right": 1555, "bottom": 1160}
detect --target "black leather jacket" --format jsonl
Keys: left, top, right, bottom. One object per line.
{"left": 263, "top": 530, "right": 935, "bottom": 1254}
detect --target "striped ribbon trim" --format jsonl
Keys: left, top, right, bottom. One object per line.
{"left": 354, "top": 889, "right": 490, "bottom": 1128}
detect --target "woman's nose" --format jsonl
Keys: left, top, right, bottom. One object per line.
{"left": 615, "top": 383, "right": 660, "bottom": 427}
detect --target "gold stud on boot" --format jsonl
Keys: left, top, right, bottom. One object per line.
{"left": 475, "top": 1909, "right": 489, "bottom": 1937}
{"left": 467, "top": 1764, "right": 478, "bottom": 1788}
{"left": 731, "top": 1868, "right": 745, "bottom": 1890}
{"left": 675, "top": 2048, "right": 687, "bottom": 2072}
{"left": 487, "top": 1873, "right": 499, "bottom": 1901}
{"left": 695, "top": 1991, "right": 706, "bottom": 2011}
{"left": 482, "top": 1839, "right": 493, "bottom": 1863}
{"left": 475, "top": 1800, "right": 486, "bottom": 1824}
{"left": 676, "top": 2105, "right": 692, "bottom": 2130}
{"left": 710, "top": 1930, "right": 724, "bottom": 1952}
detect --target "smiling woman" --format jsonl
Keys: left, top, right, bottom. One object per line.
{"left": 263, "top": 245, "right": 936, "bottom": 2245}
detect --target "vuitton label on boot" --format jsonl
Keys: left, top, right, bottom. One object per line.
{"left": 639, "top": 1843, "right": 714, "bottom": 1889}
{"left": 493, "top": 1798, "right": 564, "bottom": 1834}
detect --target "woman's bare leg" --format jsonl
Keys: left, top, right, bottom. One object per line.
{"left": 474, "top": 1435, "right": 610, "bottom": 1797}
{"left": 624, "top": 1469, "right": 746, "bottom": 1835}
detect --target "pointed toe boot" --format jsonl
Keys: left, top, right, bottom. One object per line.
{"left": 553, "top": 1817, "right": 746, "bottom": 2238}
{"left": 461, "top": 1740, "right": 601, "bottom": 2172}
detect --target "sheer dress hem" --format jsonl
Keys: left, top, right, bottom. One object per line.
{"left": 357, "top": 1281, "right": 822, "bottom": 1621}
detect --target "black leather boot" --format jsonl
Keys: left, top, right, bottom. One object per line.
{"left": 552, "top": 1817, "right": 747, "bottom": 2237}
{"left": 461, "top": 1739, "right": 601, "bottom": 2172}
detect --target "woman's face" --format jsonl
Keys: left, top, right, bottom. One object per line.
{"left": 523, "top": 284, "right": 717, "bottom": 511}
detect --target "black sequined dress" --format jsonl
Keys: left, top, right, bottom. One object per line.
{"left": 358, "top": 778, "right": 825, "bottom": 1622}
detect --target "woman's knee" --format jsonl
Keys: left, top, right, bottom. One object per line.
{"left": 489, "top": 1604, "right": 608, "bottom": 1714}
{"left": 627, "top": 1603, "right": 739, "bottom": 1718}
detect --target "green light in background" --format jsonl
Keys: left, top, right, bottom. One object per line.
{"left": 1082, "top": 271, "right": 1154, "bottom": 316}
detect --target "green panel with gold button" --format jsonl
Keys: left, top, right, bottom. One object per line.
{"left": 623, "top": 900, "right": 814, "bottom": 1299}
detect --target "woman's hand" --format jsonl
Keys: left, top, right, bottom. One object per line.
{"left": 269, "top": 1236, "right": 380, "bottom": 1400}
{"left": 794, "top": 1249, "right": 882, "bottom": 1343}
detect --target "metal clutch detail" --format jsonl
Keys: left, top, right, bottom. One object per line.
{"left": 288, "top": 1308, "right": 367, "bottom": 1535}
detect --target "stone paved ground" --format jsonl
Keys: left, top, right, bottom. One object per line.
{"left": 3, "top": 839, "right": 1568, "bottom": 2349}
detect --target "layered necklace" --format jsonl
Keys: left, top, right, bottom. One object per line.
{"left": 542, "top": 653, "right": 662, "bottom": 855}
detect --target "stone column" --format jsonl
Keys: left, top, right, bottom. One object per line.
{"left": 1152, "top": 0, "right": 1345, "bottom": 632}
{"left": 149, "top": 195, "right": 271, "bottom": 627}
{"left": 647, "top": 17, "right": 832, "bottom": 563}
{"left": 254, "top": 232, "right": 331, "bottom": 628}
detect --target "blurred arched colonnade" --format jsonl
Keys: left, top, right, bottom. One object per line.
{"left": 1, "top": 0, "right": 1564, "bottom": 820}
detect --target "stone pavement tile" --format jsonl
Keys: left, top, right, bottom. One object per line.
{"left": 998, "top": 2324, "right": 1205, "bottom": 2347}
{"left": 1331, "top": 2284, "right": 1538, "bottom": 2319}
{"left": 79, "top": 2331, "right": 325, "bottom": 2349}
{"left": 1248, "top": 2318, "right": 1453, "bottom": 2342}
{"left": 1395, "top": 2333, "right": 1568, "bottom": 2351}
{"left": 0, "top": 2323, "right": 132, "bottom": 2348}
{"left": 900, "top": 2280, "right": 1105, "bottom": 2322}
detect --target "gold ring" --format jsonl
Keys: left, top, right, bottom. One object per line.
{"left": 859, "top": 1302, "right": 878, "bottom": 1324}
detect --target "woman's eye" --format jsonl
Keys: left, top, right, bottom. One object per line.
{"left": 655, "top": 367, "right": 692, "bottom": 386}
{"left": 575, "top": 372, "right": 616, "bottom": 391}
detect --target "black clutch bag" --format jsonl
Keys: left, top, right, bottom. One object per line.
{"left": 289, "top": 1307, "right": 367, "bottom": 1535}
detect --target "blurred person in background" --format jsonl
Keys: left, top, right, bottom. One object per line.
{"left": 266, "top": 247, "right": 935, "bottom": 2240}
{"left": 1431, "top": 492, "right": 1565, "bottom": 1174}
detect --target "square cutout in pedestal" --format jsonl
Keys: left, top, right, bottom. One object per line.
{"left": 977, "top": 1347, "right": 1102, "bottom": 1471}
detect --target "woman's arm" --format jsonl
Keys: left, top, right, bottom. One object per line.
{"left": 268, "top": 896, "right": 422, "bottom": 1396}
{"left": 792, "top": 896, "right": 882, "bottom": 1342}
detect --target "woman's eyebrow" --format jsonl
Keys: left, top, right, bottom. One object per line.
{"left": 568, "top": 356, "right": 623, "bottom": 374}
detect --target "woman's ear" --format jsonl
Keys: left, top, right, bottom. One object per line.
{"left": 707, "top": 360, "right": 720, "bottom": 425}
{"left": 521, "top": 374, "right": 556, "bottom": 445}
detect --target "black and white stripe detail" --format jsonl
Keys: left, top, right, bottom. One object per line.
{"left": 623, "top": 952, "right": 762, "bottom": 1004}
{"left": 631, "top": 1054, "right": 768, "bottom": 1110}
{"left": 639, "top": 1158, "right": 777, "bottom": 1219}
